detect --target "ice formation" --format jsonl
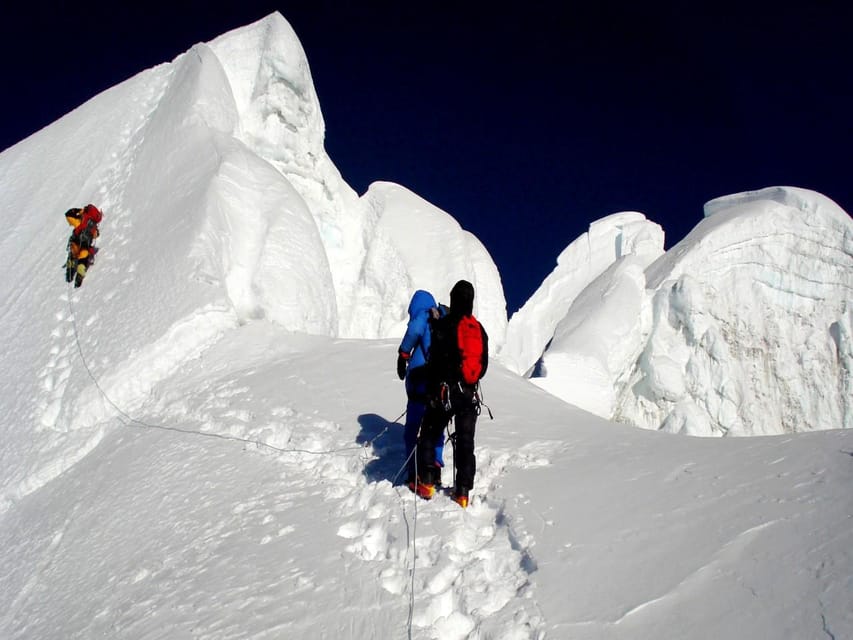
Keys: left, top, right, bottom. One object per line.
{"left": 522, "top": 187, "right": 852, "bottom": 436}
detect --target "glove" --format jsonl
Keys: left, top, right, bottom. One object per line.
{"left": 396, "top": 353, "right": 408, "bottom": 380}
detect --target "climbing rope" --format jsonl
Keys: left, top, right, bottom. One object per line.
{"left": 68, "top": 284, "right": 423, "bottom": 638}
{"left": 65, "top": 287, "right": 389, "bottom": 457}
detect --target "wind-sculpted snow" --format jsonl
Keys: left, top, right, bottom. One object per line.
{"left": 193, "top": 144, "right": 337, "bottom": 332}
{"left": 621, "top": 186, "right": 853, "bottom": 435}
{"left": 526, "top": 187, "right": 852, "bottom": 436}
{"left": 501, "top": 212, "right": 664, "bottom": 375}
{"left": 206, "top": 15, "right": 365, "bottom": 331}
{"left": 206, "top": 15, "right": 505, "bottom": 339}
{"left": 362, "top": 182, "right": 507, "bottom": 342}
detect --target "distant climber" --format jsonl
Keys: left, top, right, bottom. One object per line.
{"left": 64, "top": 204, "right": 102, "bottom": 288}
{"left": 397, "top": 289, "right": 447, "bottom": 489}
{"left": 415, "top": 280, "right": 488, "bottom": 508}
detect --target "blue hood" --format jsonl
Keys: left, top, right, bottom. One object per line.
{"left": 399, "top": 289, "right": 438, "bottom": 373}
{"left": 408, "top": 290, "right": 437, "bottom": 319}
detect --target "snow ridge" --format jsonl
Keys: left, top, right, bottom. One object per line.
{"left": 0, "top": 11, "right": 507, "bottom": 508}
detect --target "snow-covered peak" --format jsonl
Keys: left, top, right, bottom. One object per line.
{"left": 203, "top": 13, "right": 504, "bottom": 339}
{"left": 207, "top": 13, "right": 359, "bottom": 248}
{"left": 209, "top": 13, "right": 319, "bottom": 131}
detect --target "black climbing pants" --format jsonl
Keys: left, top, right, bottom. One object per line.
{"left": 418, "top": 383, "right": 478, "bottom": 491}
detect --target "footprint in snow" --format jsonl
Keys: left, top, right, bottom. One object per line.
{"left": 333, "top": 441, "right": 547, "bottom": 639}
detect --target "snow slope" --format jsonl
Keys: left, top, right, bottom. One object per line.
{"left": 514, "top": 188, "right": 852, "bottom": 436}
{"left": 0, "top": 12, "right": 504, "bottom": 342}
{"left": 1, "top": 327, "right": 851, "bottom": 639}
{"left": 0, "top": 11, "right": 851, "bottom": 639}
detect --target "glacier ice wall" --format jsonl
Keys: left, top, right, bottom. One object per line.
{"left": 205, "top": 13, "right": 506, "bottom": 339}
{"left": 521, "top": 187, "right": 852, "bottom": 436}
{"left": 621, "top": 186, "right": 853, "bottom": 435}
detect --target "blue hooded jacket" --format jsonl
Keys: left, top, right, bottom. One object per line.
{"left": 398, "top": 290, "right": 436, "bottom": 371}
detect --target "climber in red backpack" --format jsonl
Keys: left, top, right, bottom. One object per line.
{"left": 64, "top": 204, "right": 102, "bottom": 288}
{"left": 415, "top": 279, "right": 488, "bottom": 508}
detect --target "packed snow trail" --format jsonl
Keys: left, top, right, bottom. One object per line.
{"left": 154, "top": 329, "right": 549, "bottom": 639}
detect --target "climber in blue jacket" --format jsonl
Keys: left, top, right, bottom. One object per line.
{"left": 396, "top": 289, "right": 446, "bottom": 488}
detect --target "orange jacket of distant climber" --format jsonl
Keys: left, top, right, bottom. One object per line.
{"left": 66, "top": 204, "right": 102, "bottom": 259}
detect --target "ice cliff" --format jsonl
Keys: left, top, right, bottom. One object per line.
{"left": 515, "top": 187, "right": 852, "bottom": 436}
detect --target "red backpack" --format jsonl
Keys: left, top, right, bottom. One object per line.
{"left": 457, "top": 314, "right": 485, "bottom": 384}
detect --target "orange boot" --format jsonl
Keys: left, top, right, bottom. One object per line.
{"left": 416, "top": 481, "right": 436, "bottom": 500}
{"left": 451, "top": 487, "right": 469, "bottom": 508}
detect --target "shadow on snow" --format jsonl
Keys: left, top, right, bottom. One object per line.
{"left": 356, "top": 413, "right": 408, "bottom": 485}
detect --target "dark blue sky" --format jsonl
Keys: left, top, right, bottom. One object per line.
{"left": 2, "top": 2, "right": 850, "bottom": 314}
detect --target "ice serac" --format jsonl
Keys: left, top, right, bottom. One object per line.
{"left": 617, "top": 186, "right": 853, "bottom": 436}
{"left": 359, "top": 182, "right": 507, "bottom": 342}
{"left": 206, "top": 13, "right": 507, "bottom": 339}
{"left": 530, "top": 255, "right": 652, "bottom": 418}
{"left": 501, "top": 212, "right": 664, "bottom": 375}
{"left": 206, "top": 15, "right": 357, "bottom": 331}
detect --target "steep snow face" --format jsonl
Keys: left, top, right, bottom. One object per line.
{"left": 122, "top": 37, "right": 338, "bottom": 334}
{"left": 0, "top": 11, "right": 506, "bottom": 341}
{"left": 501, "top": 212, "right": 664, "bottom": 375}
{"left": 619, "top": 186, "right": 853, "bottom": 436}
{"left": 206, "top": 15, "right": 362, "bottom": 330}
{"left": 203, "top": 13, "right": 505, "bottom": 339}
{"left": 514, "top": 187, "right": 852, "bottom": 437}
